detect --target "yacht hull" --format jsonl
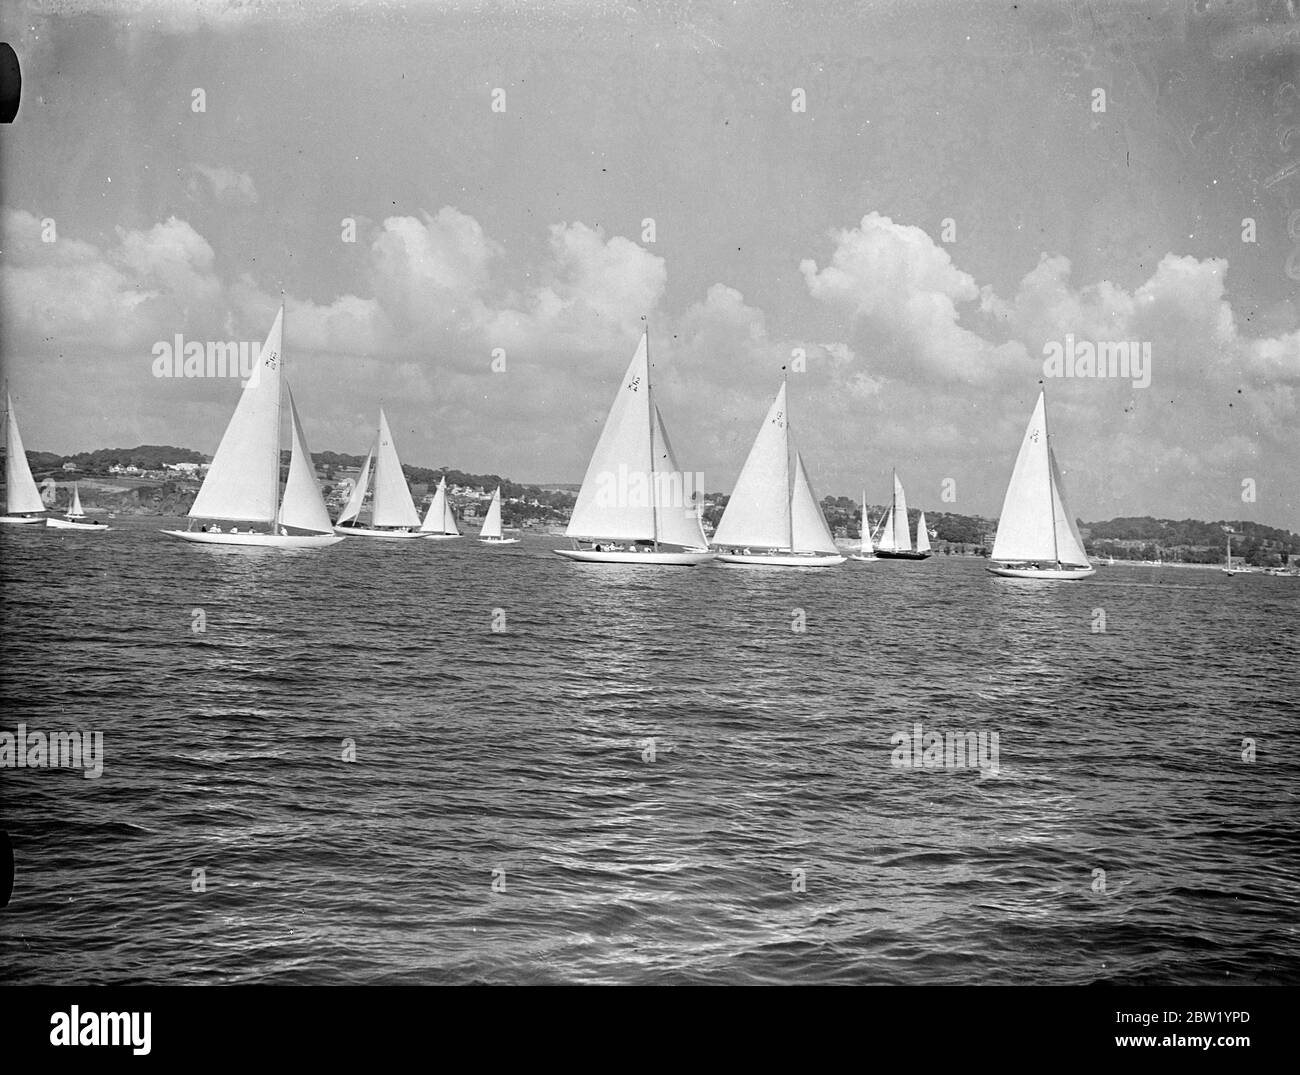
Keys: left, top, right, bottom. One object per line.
{"left": 848, "top": 553, "right": 878, "bottom": 562}
{"left": 419, "top": 532, "right": 461, "bottom": 541}
{"left": 47, "top": 518, "right": 109, "bottom": 531}
{"left": 714, "top": 552, "right": 845, "bottom": 567}
{"left": 554, "top": 548, "right": 713, "bottom": 566}
{"left": 987, "top": 564, "right": 1095, "bottom": 580}
{"left": 163, "top": 530, "right": 343, "bottom": 548}
{"left": 333, "top": 526, "right": 424, "bottom": 540}
{"left": 0, "top": 515, "right": 47, "bottom": 525}
{"left": 876, "top": 550, "right": 931, "bottom": 560}
{"left": 480, "top": 537, "right": 520, "bottom": 545}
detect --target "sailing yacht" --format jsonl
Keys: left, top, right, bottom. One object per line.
{"left": 711, "top": 382, "right": 844, "bottom": 567}
{"left": 555, "top": 327, "right": 712, "bottom": 565}
{"left": 478, "top": 487, "right": 519, "bottom": 544}
{"left": 875, "top": 472, "right": 931, "bottom": 559}
{"left": 848, "top": 487, "right": 878, "bottom": 562}
{"left": 419, "top": 476, "right": 462, "bottom": 540}
{"left": 987, "top": 389, "right": 1094, "bottom": 580}
{"left": 1221, "top": 533, "right": 1236, "bottom": 575}
{"left": 1, "top": 390, "right": 48, "bottom": 525}
{"left": 161, "top": 307, "right": 342, "bottom": 548}
{"left": 333, "top": 410, "right": 424, "bottom": 539}
{"left": 47, "top": 482, "right": 109, "bottom": 531}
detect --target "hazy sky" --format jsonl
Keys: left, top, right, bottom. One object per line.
{"left": 2, "top": 0, "right": 1297, "bottom": 527}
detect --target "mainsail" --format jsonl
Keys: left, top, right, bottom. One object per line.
{"left": 890, "top": 472, "right": 911, "bottom": 552}
{"left": 4, "top": 392, "right": 48, "bottom": 515}
{"left": 566, "top": 333, "right": 656, "bottom": 542}
{"left": 336, "top": 444, "right": 374, "bottom": 525}
{"left": 860, "top": 488, "right": 873, "bottom": 555}
{"left": 370, "top": 409, "right": 421, "bottom": 528}
{"left": 480, "top": 487, "right": 503, "bottom": 539}
{"left": 68, "top": 483, "right": 85, "bottom": 518}
{"left": 991, "top": 390, "right": 1089, "bottom": 564}
{"left": 651, "top": 403, "right": 709, "bottom": 549}
{"left": 711, "top": 384, "right": 792, "bottom": 550}
{"left": 188, "top": 308, "right": 284, "bottom": 524}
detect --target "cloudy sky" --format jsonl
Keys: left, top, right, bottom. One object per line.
{"left": 2, "top": 0, "right": 1297, "bottom": 528}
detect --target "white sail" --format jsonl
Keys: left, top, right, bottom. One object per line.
{"left": 890, "top": 473, "right": 912, "bottom": 552}
{"left": 336, "top": 444, "right": 374, "bottom": 525}
{"left": 278, "top": 385, "right": 334, "bottom": 534}
{"left": 791, "top": 453, "right": 838, "bottom": 554}
{"left": 566, "top": 333, "right": 656, "bottom": 542}
{"left": 188, "top": 308, "right": 284, "bottom": 524}
{"left": 711, "top": 383, "right": 792, "bottom": 550}
{"left": 916, "top": 510, "right": 932, "bottom": 553}
{"left": 5, "top": 392, "right": 47, "bottom": 515}
{"left": 991, "top": 390, "right": 1088, "bottom": 564}
{"left": 481, "top": 487, "right": 503, "bottom": 539}
{"left": 1048, "top": 443, "right": 1089, "bottom": 565}
{"left": 68, "top": 483, "right": 85, "bottom": 518}
{"left": 371, "top": 409, "right": 421, "bottom": 528}
{"left": 860, "top": 488, "right": 873, "bottom": 554}
{"left": 877, "top": 507, "right": 897, "bottom": 552}
{"left": 651, "top": 404, "right": 709, "bottom": 549}
{"left": 421, "top": 476, "right": 460, "bottom": 534}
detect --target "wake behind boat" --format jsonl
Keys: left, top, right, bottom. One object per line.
{"left": 710, "top": 380, "right": 844, "bottom": 567}
{"left": 162, "top": 307, "right": 343, "bottom": 549}
{"left": 333, "top": 410, "right": 425, "bottom": 539}
{"left": 987, "top": 388, "right": 1094, "bottom": 580}
{"left": 2, "top": 389, "right": 48, "bottom": 526}
{"left": 47, "top": 482, "right": 109, "bottom": 531}
{"left": 555, "top": 326, "right": 713, "bottom": 566}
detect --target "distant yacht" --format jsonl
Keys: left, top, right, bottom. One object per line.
{"left": 711, "top": 381, "right": 844, "bottom": 567}
{"left": 848, "top": 487, "right": 878, "bottom": 562}
{"left": 1221, "top": 533, "right": 1236, "bottom": 576}
{"left": 478, "top": 487, "right": 519, "bottom": 544}
{"left": 162, "top": 307, "right": 343, "bottom": 548}
{"left": 555, "top": 327, "right": 713, "bottom": 565}
{"left": 1, "top": 389, "right": 48, "bottom": 526}
{"left": 419, "top": 476, "right": 462, "bottom": 540}
{"left": 875, "top": 472, "right": 931, "bottom": 560}
{"left": 333, "top": 410, "right": 425, "bottom": 539}
{"left": 987, "top": 389, "right": 1094, "bottom": 580}
{"left": 47, "top": 482, "right": 109, "bottom": 531}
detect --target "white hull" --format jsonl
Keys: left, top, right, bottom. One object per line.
{"left": 0, "top": 515, "right": 47, "bottom": 525}
{"left": 47, "top": 517, "right": 109, "bottom": 531}
{"left": 163, "top": 529, "right": 343, "bottom": 549}
{"left": 848, "top": 553, "right": 878, "bottom": 562}
{"left": 333, "top": 525, "right": 425, "bottom": 540}
{"left": 480, "top": 537, "right": 520, "bottom": 544}
{"left": 419, "top": 532, "right": 461, "bottom": 541}
{"left": 554, "top": 547, "right": 714, "bottom": 566}
{"left": 715, "top": 551, "right": 845, "bottom": 567}
{"left": 987, "top": 564, "right": 1095, "bottom": 580}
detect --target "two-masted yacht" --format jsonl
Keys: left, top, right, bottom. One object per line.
{"left": 2, "top": 390, "right": 48, "bottom": 526}
{"left": 874, "top": 472, "right": 931, "bottom": 560}
{"left": 711, "top": 381, "right": 844, "bottom": 567}
{"left": 162, "top": 308, "right": 342, "bottom": 548}
{"left": 333, "top": 410, "right": 425, "bottom": 539}
{"left": 987, "top": 389, "right": 1094, "bottom": 580}
{"left": 555, "top": 328, "right": 712, "bottom": 565}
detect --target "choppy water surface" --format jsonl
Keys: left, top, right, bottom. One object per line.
{"left": 2, "top": 519, "right": 1297, "bottom": 984}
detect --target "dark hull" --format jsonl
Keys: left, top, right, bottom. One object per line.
{"left": 876, "top": 550, "right": 932, "bottom": 560}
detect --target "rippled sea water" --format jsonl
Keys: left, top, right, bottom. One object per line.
{"left": 2, "top": 518, "right": 1297, "bottom": 985}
